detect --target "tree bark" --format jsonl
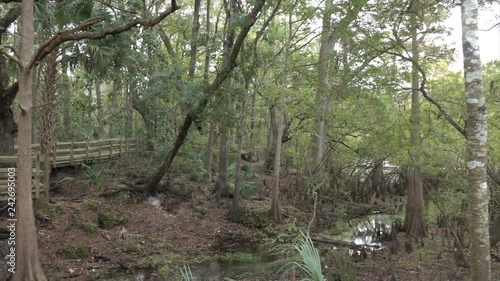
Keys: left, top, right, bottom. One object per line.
{"left": 15, "top": 0, "right": 47, "bottom": 279}
{"left": 404, "top": 5, "right": 426, "bottom": 237}
{"left": 231, "top": 77, "right": 249, "bottom": 215}
{"left": 215, "top": 122, "right": 229, "bottom": 207}
{"left": 95, "top": 80, "right": 104, "bottom": 138}
{"left": 144, "top": 0, "right": 266, "bottom": 194}
{"left": 310, "top": 0, "right": 334, "bottom": 170}
{"left": 109, "top": 79, "right": 119, "bottom": 137}
{"left": 40, "top": 50, "right": 57, "bottom": 155}
{"left": 461, "top": 0, "right": 490, "bottom": 279}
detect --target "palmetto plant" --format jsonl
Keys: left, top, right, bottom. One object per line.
{"left": 180, "top": 265, "right": 194, "bottom": 281}
{"left": 287, "top": 230, "right": 325, "bottom": 281}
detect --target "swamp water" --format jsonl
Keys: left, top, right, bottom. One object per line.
{"left": 104, "top": 212, "right": 404, "bottom": 280}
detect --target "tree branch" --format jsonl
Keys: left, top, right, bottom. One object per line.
{"left": 0, "top": 46, "right": 20, "bottom": 66}
{"left": 29, "top": 0, "right": 180, "bottom": 69}
{"left": 382, "top": 49, "right": 466, "bottom": 137}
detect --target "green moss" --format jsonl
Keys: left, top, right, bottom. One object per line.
{"left": 125, "top": 244, "right": 141, "bottom": 253}
{"left": 157, "top": 266, "right": 171, "bottom": 278}
{"left": 65, "top": 245, "right": 90, "bottom": 259}
{"left": 97, "top": 212, "right": 114, "bottom": 229}
{"left": 228, "top": 209, "right": 270, "bottom": 228}
{"left": 193, "top": 206, "right": 208, "bottom": 216}
{"left": 81, "top": 221, "right": 98, "bottom": 234}
{"left": 219, "top": 252, "right": 257, "bottom": 263}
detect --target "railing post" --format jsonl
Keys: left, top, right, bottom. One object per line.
{"left": 98, "top": 140, "right": 102, "bottom": 159}
{"left": 34, "top": 154, "right": 40, "bottom": 203}
{"left": 52, "top": 142, "right": 57, "bottom": 168}
{"left": 119, "top": 138, "right": 122, "bottom": 156}
{"left": 85, "top": 140, "right": 89, "bottom": 162}
{"left": 135, "top": 138, "right": 138, "bottom": 151}
{"left": 70, "top": 141, "right": 74, "bottom": 165}
{"left": 126, "top": 138, "right": 130, "bottom": 152}
{"left": 43, "top": 153, "right": 50, "bottom": 203}
{"left": 109, "top": 140, "right": 113, "bottom": 158}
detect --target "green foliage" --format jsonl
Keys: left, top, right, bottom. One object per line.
{"left": 125, "top": 243, "right": 141, "bottom": 253}
{"left": 81, "top": 163, "right": 111, "bottom": 191}
{"left": 81, "top": 221, "right": 98, "bottom": 234}
{"left": 329, "top": 252, "right": 357, "bottom": 281}
{"left": 97, "top": 212, "right": 115, "bottom": 229}
{"left": 228, "top": 209, "right": 270, "bottom": 228}
{"left": 180, "top": 265, "right": 194, "bottom": 281}
{"left": 284, "top": 230, "right": 324, "bottom": 281}
{"left": 219, "top": 252, "right": 257, "bottom": 263}
{"left": 65, "top": 245, "right": 90, "bottom": 259}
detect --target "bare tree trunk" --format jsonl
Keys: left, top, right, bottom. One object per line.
{"left": 371, "top": 159, "right": 384, "bottom": 197}
{"left": 265, "top": 105, "right": 277, "bottom": 172}
{"left": 271, "top": 0, "right": 296, "bottom": 223}
{"left": 60, "top": 74, "right": 71, "bottom": 140}
{"left": 231, "top": 77, "right": 249, "bottom": 215}
{"left": 87, "top": 86, "right": 93, "bottom": 138}
{"left": 461, "top": 0, "right": 490, "bottom": 279}
{"left": 15, "top": 0, "right": 47, "bottom": 279}
{"left": 215, "top": 122, "right": 229, "bottom": 207}
{"left": 109, "top": 79, "right": 119, "bottom": 137}
{"left": 205, "top": 123, "right": 216, "bottom": 180}
{"left": 404, "top": 6, "right": 426, "bottom": 237}
{"left": 95, "top": 80, "right": 104, "bottom": 139}
{"left": 310, "top": 0, "right": 334, "bottom": 169}
{"left": 203, "top": 0, "right": 215, "bottom": 181}
{"left": 40, "top": 50, "right": 57, "bottom": 155}
{"left": 271, "top": 102, "right": 285, "bottom": 223}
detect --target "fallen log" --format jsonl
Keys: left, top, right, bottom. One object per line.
{"left": 311, "top": 236, "right": 381, "bottom": 249}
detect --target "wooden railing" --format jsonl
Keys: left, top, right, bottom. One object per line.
{"left": 15, "top": 138, "right": 139, "bottom": 168}
{"left": 0, "top": 155, "right": 47, "bottom": 201}
{"left": 0, "top": 138, "right": 138, "bottom": 201}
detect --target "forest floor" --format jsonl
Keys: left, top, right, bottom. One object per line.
{"left": 2, "top": 152, "right": 500, "bottom": 280}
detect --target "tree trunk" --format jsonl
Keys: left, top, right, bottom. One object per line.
{"left": 144, "top": 0, "right": 266, "bottom": 194}
{"left": 371, "top": 159, "right": 384, "bottom": 197}
{"left": 271, "top": 0, "right": 296, "bottom": 223}
{"left": 87, "top": 86, "right": 93, "bottom": 138}
{"left": 271, "top": 103, "right": 284, "bottom": 223}
{"left": 40, "top": 50, "right": 57, "bottom": 156}
{"left": 15, "top": 0, "right": 47, "bottom": 279}
{"left": 203, "top": 0, "right": 214, "bottom": 181}
{"left": 109, "top": 79, "right": 119, "bottom": 137}
{"left": 310, "top": 0, "right": 334, "bottom": 170}
{"left": 205, "top": 122, "right": 216, "bottom": 181}
{"left": 461, "top": 0, "right": 491, "bottom": 279}
{"left": 404, "top": 7, "right": 426, "bottom": 237}
{"left": 215, "top": 122, "right": 229, "bottom": 207}
{"left": 265, "top": 105, "right": 277, "bottom": 172}
{"left": 60, "top": 74, "right": 71, "bottom": 140}
{"left": 95, "top": 80, "right": 104, "bottom": 139}
{"left": 231, "top": 78, "right": 249, "bottom": 215}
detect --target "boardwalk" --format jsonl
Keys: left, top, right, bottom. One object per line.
{"left": 0, "top": 138, "right": 137, "bottom": 201}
